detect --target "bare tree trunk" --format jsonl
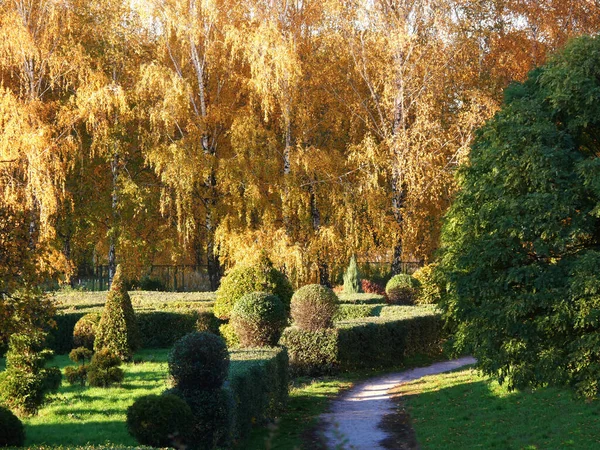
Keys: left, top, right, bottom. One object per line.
{"left": 108, "top": 150, "right": 119, "bottom": 285}
{"left": 309, "top": 183, "right": 330, "bottom": 286}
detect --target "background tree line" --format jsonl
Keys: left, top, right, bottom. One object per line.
{"left": 1, "top": 0, "right": 598, "bottom": 291}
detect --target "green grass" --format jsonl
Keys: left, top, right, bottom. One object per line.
{"left": 53, "top": 290, "right": 216, "bottom": 313}
{"left": 392, "top": 368, "right": 600, "bottom": 449}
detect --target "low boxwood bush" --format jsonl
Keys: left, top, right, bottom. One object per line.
{"left": 214, "top": 255, "right": 293, "bottom": 320}
{"left": 167, "top": 386, "right": 235, "bottom": 450}
{"left": 337, "top": 293, "right": 385, "bottom": 304}
{"left": 280, "top": 313, "right": 444, "bottom": 374}
{"left": 73, "top": 313, "right": 102, "bottom": 350}
{"left": 333, "top": 304, "right": 382, "bottom": 321}
{"left": 229, "top": 347, "right": 288, "bottom": 439}
{"left": 218, "top": 323, "right": 240, "bottom": 348}
{"left": 290, "top": 284, "right": 339, "bottom": 331}
{"left": 127, "top": 394, "right": 193, "bottom": 447}
{"left": 168, "top": 332, "right": 229, "bottom": 390}
{"left": 361, "top": 279, "right": 387, "bottom": 297}
{"left": 279, "top": 328, "right": 338, "bottom": 376}
{"left": 87, "top": 348, "right": 124, "bottom": 387}
{"left": 412, "top": 263, "right": 442, "bottom": 305}
{"left": 385, "top": 274, "right": 421, "bottom": 305}
{"left": 231, "top": 292, "right": 287, "bottom": 347}
{"left": 0, "top": 405, "right": 25, "bottom": 446}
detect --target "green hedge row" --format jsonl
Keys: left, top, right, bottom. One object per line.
{"left": 47, "top": 311, "right": 220, "bottom": 354}
{"left": 229, "top": 347, "right": 288, "bottom": 441}
{"left": 333, "top": 304, "right": 385, "bottom": 321}
{"left": 336, "top": 293, "right": 385, "bottom": 304}
{"left": 279, "top": 313, "right": 444, "bottom": 376}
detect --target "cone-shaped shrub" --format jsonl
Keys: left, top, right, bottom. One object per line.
{"left": 231, "top": 292, "right": 287, "bottom": 347}
{"left": 214, "top": 255, "right": 293, "bottom": 320}
{"left": 290, "top": 284, "right": 339, "bottom": 331}
{"left": 168, "top": 332, "right": 229, "bottom": 391}
{"left": 94, "top": 265, "right": 140, "bottom": 360}
{"left": 343, "top": 256, "right": 362, "bottom": 293}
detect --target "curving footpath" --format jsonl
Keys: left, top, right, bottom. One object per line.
{"left": 320, "top": 356, "right": 477, "bottom": 450}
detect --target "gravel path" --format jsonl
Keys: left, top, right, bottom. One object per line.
{"left": 320, "top": 357, "right": 477, "bottom": 450}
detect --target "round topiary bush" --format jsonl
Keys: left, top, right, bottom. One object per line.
{"left": 94, "top": 265, "right": 141, "bottom": 361}
{"left": 230, "top": 292, "right": 287, "bottom": 347}
{"left": 0, "top": 405, "right": 25, "bottom": 447}
{"left": 166, "top": 387, "right": 235, "bottom": 450}
{"left": 126, "top": 394, "right": 193, "bottom": 447}
{"left": 168, "top": 332, "right": 229, "bottom": 390}
{"left": 214, "top": 255, "right": 293, "bottom": 320}
{"left": 73, "top": 312, "right": 101, "bottom": 350}
{"left": 290, "top": 284, "right": 339, "bottom": 331}
{"left": 385, "top": 274, "right": 420, "bottom": 305}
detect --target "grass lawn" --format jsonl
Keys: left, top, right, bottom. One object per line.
{"left": 391, "top": 367, "right": 600, "bottom": 449}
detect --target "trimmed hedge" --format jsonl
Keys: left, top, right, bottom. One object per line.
{"left": 47, "top": 310, "right": 220, "bottom": 354}
{"left": 337, "top": 293, "right": 385, "bottom": 304}
{"left": 333, "top": 304, "right": 383, "bottom": 321}
{"left": 229, "top": 347, "right": 288, "bottom": 440}
{"left": 280, "top": 312, "right": 443, "bottom": 376}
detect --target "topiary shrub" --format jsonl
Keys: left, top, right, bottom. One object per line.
{"left": 214, "top": 255, "right": 293, "bottom": 320}
{"left": 231, "top": 292, "right": 287, "bottom": 347}
{"left": 166, "top": 387, "right": 235, "bottom": 450}
{"left": 385, "top": 274, "right": 420, "bottom": 305}
{"left": 73, "top": 312, "right": 101, "bottom": 350}
{"left": 69, "top": 347, "right": 93, "bottom": 364}
{"left": 168, "top": 332, "right": 229, "bottom": 391}
{"left": 290, "top": 284, "right": 339, "bottom": 331}
{"left": 412, "top": 263, "right": 442, "bottom": 305}
{"left": 0, "top": 405, "right": 25, "bottom": 447}
{"left": 343, "top": 256, "right": 362, "bottom": 293}
{"left": 64, "top": 347, "right": 93, "bottom": 386}
{"left": 87, "top": 348, "right": 124, "bottom": 387}
{"left": 218, "top": 323, "right": 240, "bottom": 348}
{"left": 0, "top": 332, "right": 61, "bottom": 416}
{"left": 94, "top": 265, "right": 141, "bottom": 361}
{"left": 126, "top": 393, "right": 193, "bottom": 447}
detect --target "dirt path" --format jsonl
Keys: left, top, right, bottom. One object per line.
{"left": 319, "top": 357, "right": 476, "bottom": 450}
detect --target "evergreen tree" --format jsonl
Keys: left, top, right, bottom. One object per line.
{"left": 94, "top": 265, "right": 140, "bottom": 361}
{"left": 343, "top": 256, "right": 362, "bottom": 294}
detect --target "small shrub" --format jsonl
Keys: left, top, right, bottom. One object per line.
{"left": 134, "top": 275, "right": 166, "bottom": 291}
{"left": 361, "top": 279, "right": 386, "bottom": 297}
{"left": 343, "top": 256, "right": 362, "bottom": 293}
{"left": 412, "top": 263, "right": 442, "bottom": 304}
{"left": 69, "top": 347, "right": 93, "bottom": 364}
{"left": 127, "top": 394, "right": 193, "bottom": 447}
{"left": 231, "top": 292, "right": 287, "bottom": 347}
{"left": 290, "top": 284, "right": 339, "bottom": 331}
{"left": 94, "top": 265, "right": 141, "bottom": 361}
{"left": 73, "top": 312, "right": 101, "bottom": 350}
{"left": 168, "top": 332, "right": 229, "bottom": 390}
{"left": 385, "top": 274, "right": 421, "bottom": 305}
{"left": 137, "top": 311, "right": 198, "bottom": 348}
{"left": 87, "top": 348, "right": 124, "bottom": 387}
{"left": 0, "top": 405, "right": 25, "bottom": 447}
{"left": 65, "top": 365, "right": 88, "bottom": 386}
{"left": 167, "top": 387, "right": 235, "bottom": 450}
{"left": 0, "top": 332, "right": 61, "bottom": 416}
{"left": 279, "top": 327, "right": 339, "bottom": 376}
{"left": 214, "top": 255, "right": 293, "bottom": 320}
{"left": 196, "top": 310, "right": 221, "bottom": 335}
{"left": 218, "top": 323, "right": 240, "bottom": 348}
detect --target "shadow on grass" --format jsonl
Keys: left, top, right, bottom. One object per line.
{"left": 25, "top": 420, "right": 136, "bottom": 447}
{"left": 398, "top": 376, "right": 600, "bottom": 450}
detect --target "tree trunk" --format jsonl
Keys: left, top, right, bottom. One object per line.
{"left": 391, "top": 242, "right": 403, "bottom": 275}
{"left": 108, "top": 150, "right": 119, "bottom": 285}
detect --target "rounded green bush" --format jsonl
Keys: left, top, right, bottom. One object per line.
{"left": 87, "top": 348, "right": 124, "bottom": 387}
{"left": 231, "top": 292, "right": 287, "bottom": 347}
{"left": 126, "top": 394, "right": 193, "bottom": 447}
{"left": 412, "top": 263, "right": 442, "bottom": 305}
{"left": 385, "top": 274, "right": 420, "bottom": 305}
{"left": 64, "top": 365, "right": 88, "bottom": 386}
{"left": 69, "top": 347, "right": 93, "bottom": 364}
{"left": 73, "top": 312, "right": 101, "bottom": 350}
{"left": 214, "top": 256, "right": 293, "bottom": 320}
{"left": 218, "top": 323, "right": 240, "bottom": 348}
{"left": 168, "top": 332, "right": 229, "bottom": 390}
{"left": 290, "top": 284, "right": 339, "bottom": 331}
{"left": 94, "top": 265, "right": 141, "bottom": 361}
{"left": 167, "top": 387, "right": 235, "bottom": 450}
{"left": 0, "top": 405, "right": 25, "bottom": 447}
